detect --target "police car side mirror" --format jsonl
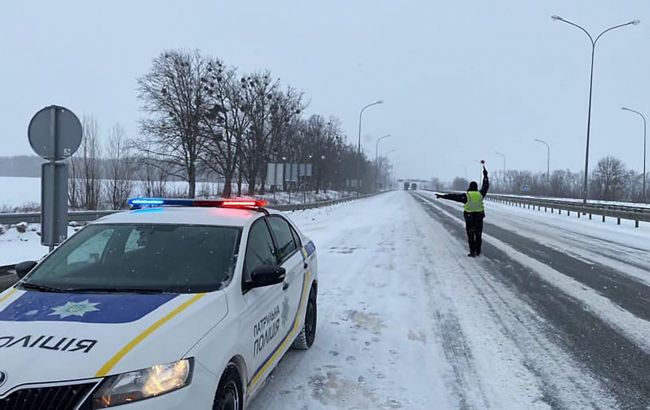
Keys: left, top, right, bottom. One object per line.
{"left": 15, "top": 261, "right": 37, "bottom": 279}
{"left": 245, "top": 266, "right": 286, "bottom": 290}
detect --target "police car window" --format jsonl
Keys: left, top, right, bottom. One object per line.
{"left": 23, "top": 224, "right": 241, "bottom": 293}
{"left": 245, "top": 220, "right": 277, "bottom": 275}
{"left": 290, "top": 224, "right": 302, "bottom": 248}
{"left": 267, "top": 216, "right": 298, "bottom": 260}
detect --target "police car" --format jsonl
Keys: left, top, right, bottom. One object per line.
{"left": 0, "top": 198, "right": 318, "bottom": 409}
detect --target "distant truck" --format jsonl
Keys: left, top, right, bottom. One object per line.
{"left": 411, "top": 183, "right": 417, "bottom": 190}
{"left": 404, "top": 182, "right": 410, "bottom": 190}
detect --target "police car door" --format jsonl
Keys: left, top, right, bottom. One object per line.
{"left": 266, "top": 216, "right": 304, "bottom": 345}
{"left": 243, "top": 218, "right": 284, "bottom": 377}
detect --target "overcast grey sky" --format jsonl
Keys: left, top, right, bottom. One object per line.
{"left": 1, "top": 0, "right": 649, "bottom": 181}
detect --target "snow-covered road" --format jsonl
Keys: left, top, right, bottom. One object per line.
{"left": 1, "top": 191, "right": 649, "bottom": 408}
{"left": 249, "top": 191, "right": 650, "bottom": 409}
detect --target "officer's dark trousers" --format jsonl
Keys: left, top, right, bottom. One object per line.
{"left": 463, "top": 212, "right": 484, "bottom": 255}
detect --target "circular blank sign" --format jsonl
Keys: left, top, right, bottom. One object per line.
{"left": 28, "top": 105, "right": 82, "bottom": 161}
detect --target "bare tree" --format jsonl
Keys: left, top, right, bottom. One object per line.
{"left": 106, "top": 124, "right": 133, "bottom": 209}
{"left": 592, "top": 156, "right": 628, "bottom": 201}
{"left": 134, "top": 140, "right": 170, "bottom": 198}
{"left": 137, "top": 50, "right": 210, "bottom": 198}
{"left": 452, "top": 177, "right": 469, "bottom": 191}
{"left": 68, "top": 116, "right": 102, "bottom": 209}
{"left": 200, "top": 61, "right": 250, "bottom": 198}
{"left": 67, "top": 155, "right": 81, "bottom": 209}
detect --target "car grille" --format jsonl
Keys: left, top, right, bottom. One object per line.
{"left": 0, "top": 383, "right": 96, "bottom": 410}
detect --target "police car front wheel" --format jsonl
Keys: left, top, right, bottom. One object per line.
{"left": 213, "top": 364, "right": 243, "bottom": 410}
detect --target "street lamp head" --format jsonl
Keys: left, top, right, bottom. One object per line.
{"left": 621, "top": 107, "right": 631, "bottom": 111}
{"left": 631, "top": 19, "right": 641, "bottom": 26}
{"left": 551, "top": 15, "right": 563, "bottom": 21}
{"left": 375, "top": 100, "right": 384, "bottom": 105}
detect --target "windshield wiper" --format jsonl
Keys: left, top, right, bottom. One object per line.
{"left": 63, "top": 287, "right": 167, "bottom": 294}
{"left": 19, "top": 282, "right": 66, "bottom": 293}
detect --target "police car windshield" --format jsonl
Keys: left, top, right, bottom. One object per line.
{"left": 22, "top": 224, "right": 241, "bottom": 293}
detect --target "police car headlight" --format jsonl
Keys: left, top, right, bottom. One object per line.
{"left": 92, "top": 358, "right": 193, "bottom": 408}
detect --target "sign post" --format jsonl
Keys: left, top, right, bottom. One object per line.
{"left": 28, "top": 105, "right": 82, "bottom": 250}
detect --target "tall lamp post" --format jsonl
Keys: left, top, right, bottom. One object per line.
{"left": 533, "top": 139, "right": 551, "bottom": 182}
{"left": 495, "top": 151, "right": 506, "bottom": 191}
{"left": 622, "top": 107, "right": 647, "bottom": 203}
{"left": 551, "top": 15, "right": 640, "bottom": 203}
{"left": 383, "top": 149, "right": 397, "bottom": 190}
{"left": 356, "top": 100, "right": 384, "bottom": 192}
{"left": 375, "top": 134, "right": 392, "bottom": 166}
{"left": 375, "top": 134, "right": 391, "bottom": 191}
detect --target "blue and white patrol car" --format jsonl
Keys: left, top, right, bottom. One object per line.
{"left": 0, "top": 198, "right": 318, "bottom": 409}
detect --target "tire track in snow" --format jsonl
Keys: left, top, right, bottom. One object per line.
{"left": 413, "top": 193, "right": 650, "bottom": 409}
{"left": 411, "top": 197, "right": 616, "bottom": 409}
{"left": 428, "top": 194, "right": 650, "bottom": 321}
{"left": 481, "top": 202, "right": 650, "bottom": 286}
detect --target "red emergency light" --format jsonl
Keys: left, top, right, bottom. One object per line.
{"left": 197, "top": 199, "right": 269, "bottom": 209}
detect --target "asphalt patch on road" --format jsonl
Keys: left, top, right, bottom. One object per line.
{"left": 413, "top": 193, "right": 650, "bottom": 409}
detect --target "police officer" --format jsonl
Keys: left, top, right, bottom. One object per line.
{"left": 436, "top": 166, "right": 489, "bottom": 257}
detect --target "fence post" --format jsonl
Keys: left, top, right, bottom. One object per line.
{"left": 617, "top": 218, "right": 621, "bottom": 225}
{"left": 635, "top": 220, "right": 639, "bottom": 228}
{"left": 602, "top": 215, "right": 606, "bottom": 223}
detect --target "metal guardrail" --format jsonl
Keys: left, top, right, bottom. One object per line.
{"left": 0, "top": 194, "right": 376, "bottom": 226}
{"left": 0, "top": 210, "right": 120, "bottom": 225}
{"left": 486, "top": 194, "right": 650, "bottom": 227}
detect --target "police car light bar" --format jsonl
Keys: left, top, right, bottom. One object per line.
{"left": 128, "top": 198, "right": 268, "bottom": 210}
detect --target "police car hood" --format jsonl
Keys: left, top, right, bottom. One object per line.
{"left": 0, "top": 288, "right": 227, "bottom": 395}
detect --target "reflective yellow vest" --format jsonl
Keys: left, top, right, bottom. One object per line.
{"left": 464, "top": 191, "right": 485, "bottom": 213}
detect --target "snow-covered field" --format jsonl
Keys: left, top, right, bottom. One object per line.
{"left": 1, "top": 191, "right": 649, "bottom": 408}
{"left": 0, "top": 176, "right": 352, "bottom": 211}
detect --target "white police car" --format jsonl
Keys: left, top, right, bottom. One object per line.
{"left": 0, "top": 198, "right": 318, "bottom": 409}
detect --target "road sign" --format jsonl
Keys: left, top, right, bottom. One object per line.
{"left": 266, "top": 163, "right": 285, "bottom": 186}
{"left": 41, "top": 163, "right": 69, "bottom": 247}
{"left": 298, "top": 163, "right": 312, "bottom": 177}
{"left": 28, "top": 105, "right": 82, "bottom": 161}
{"left": 284, "top": 163, "right": 299, "bottom": 182}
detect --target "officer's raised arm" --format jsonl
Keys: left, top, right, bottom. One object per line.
{"left": 480, "top": 167, "right": 489, "bottom": 197}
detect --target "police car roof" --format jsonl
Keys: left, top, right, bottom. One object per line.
{"left": 92, "top": 206, "right": 269, "bottom": 228}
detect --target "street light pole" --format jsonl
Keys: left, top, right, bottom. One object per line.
{"left": 375, "top": 134, "right": 392, "bottom": 167}
{"left": 622, "top": 107, "right": 647, "bottom": 203}
{"left": 533, "top": 139, "right": 551, "bottom": 182}
{"left": 495, "top": 151, "right": 506, "bottom": 191}
{"left": 552, "top": 15, "right": 640, "bottom": 203}
{"left": 356, "top": 100, "right": 383, "bottom": 192}
{"left": 375, "top": 134, "right": 391, "bottom": 192}
{"left": 383, "top": 149, "right": 397, "bottom": 190}
{"left": 358, "top": 100, "right": 384, "bottom": 154}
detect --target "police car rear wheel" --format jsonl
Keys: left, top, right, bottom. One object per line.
{"left": 292, "top": 288, "right": 317, "bottom": 350}
{"left": 213, "top": 365, "right": 242, "bottom": 410}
